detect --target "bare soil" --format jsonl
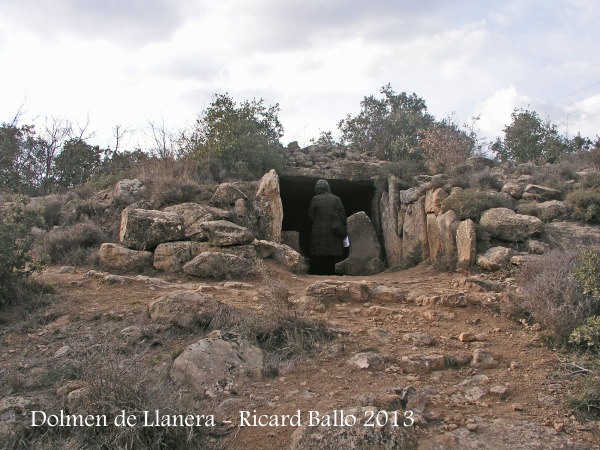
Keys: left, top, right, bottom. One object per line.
{"left": 1, "top": 262, "right": 598, "bottom": 449}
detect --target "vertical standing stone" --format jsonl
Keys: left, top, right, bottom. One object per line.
{"left": 437, "top": 210, "right": 459, "bottom": 258}
{"left": 426, "top": 213, "right": 441, "bottom": 260}
{"left": 402, "top": 196, "right": 429, "bottom": 264}
{"left": 254, "top": 169, "right": 283, "bottom": 243}
{"left": 381, "top": 176, "right": 403, "bottom": 266}
{"left": 456, "top": 219, "right": 477, "bottom": 271}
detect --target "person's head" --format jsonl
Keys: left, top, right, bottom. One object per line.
{"left": 315, "top": 179, "right": 331, "bottom": 195}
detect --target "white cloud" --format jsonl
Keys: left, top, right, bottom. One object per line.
{"left": 476, "top": 87, "right": 532, "bottom": 140}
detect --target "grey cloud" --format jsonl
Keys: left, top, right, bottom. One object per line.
{"left": 1, "top": 0, "right": 194, "bottom": 47}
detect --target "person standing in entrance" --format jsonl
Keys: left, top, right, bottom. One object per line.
{"left": 308, "top": 179, "right": 346, "bottom": 275}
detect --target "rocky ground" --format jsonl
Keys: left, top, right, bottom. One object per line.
{"left": 1, "top": 261, "right": 599, "bottom": 449}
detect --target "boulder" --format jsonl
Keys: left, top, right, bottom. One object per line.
{"left": 209, "top": 183, "right": 247, "bottom": 207}
{"left": 201, "top": 220, "right": 254, "bottom": 247}
{"left": 182, "top": 251, "right": 256, "bottom": 279}
{"left": 479, "top": 208, "right": 543, "bottom": 241}
{"left": 535, "top": 200, "right": 570, "bottom": 222}
{"left": 290, "top": 406, "right": 418, "bottom": 450}
{"left": 522, "top": 184, "right": 562, "bottom": 201}
{"left": 163, "top": 203, "right": 221, "bottom": 241}
{"left": 476, "top": 246, "right": 515, "bottom": 271}
{"left": 336, "top": 212, "right": 384, "bottom": 275}
{"left": 306, "top": 280, "right": 371, "bottom": 304}
{"left": 501, "top": 182, "right": 525, "bottom": 199}
{"left": 170, "top": 331, "right": 263, "bottom": 397}
{"left": 113, "top": 179, "right": 145, "bottom": 205}
{"left": 270, "top": 244, "right": 306, "bottom": 273}
{"left": 253, "top": 239, "right": 278, "bottom": 258}
{"left": 153, "top": 241, "right": 208, "bottom": 272}
{"left": 254, "top": 169, "right": 283, "bottom": 243}
{"left": 456, "top": 219, "right": 477, "bottom": 270}
{"left": 148, "top": 290, "right": 219, "bottom": 328}
{"left": 347, "top": 352, "right": 385, "bottom": 371}
{"left": 542, "top": 221, "right": 600, "bottom": 250}
{"left": 120, "top": 208, "right": 184, "bottom": 250}
{"left": 98, "top": 243, "right": 152, "bottom": 272}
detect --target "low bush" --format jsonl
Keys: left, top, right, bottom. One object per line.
{"left": 441, "top": 188, "right": 512, "bottom": 220}
{"left": 580, "top": 172, "right": 600, "bottom": 190}
{"left": 566, "top": 189, "right": 600, "bottom": 223}
{"left": 515, "top": 250, "right": 600, "bottom": 347}
{"left": 569, "top": 316, "right": 600, "bottom": 351}
{"left": 35, "top": 221, "right": 107, "bottom": 266}
{"left": 0, "top": 198, "right": 44, "bottom": 306}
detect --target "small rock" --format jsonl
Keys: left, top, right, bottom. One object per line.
{"left": 512, "top": 403, "right": 524, "bottom": 411}
{"left": 459, "top": 332, "right": 477, "bottom": 342}
{"left": 466, "top": 423, "right": 479, "bottom": 432}
{"left": 489, "top": 385, "right": 508, "bottom": 396}
{"left": 53, "top": 345, "right": 71, "bottom": 358}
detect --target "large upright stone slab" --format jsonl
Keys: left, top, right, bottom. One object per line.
{"left": 456, "top": 219, "right": 476, "bottom": 270}
{"left": 254, "top": 169, "right": 283, "bottom": 243}
{"left": 437, "top": 210, "right": 459, "bottom": 257}
{"left": 426, "top": 213, "right": 441, "bottom": 260}
{"left": 336, "top": 211, "right": 384, "bottom": 275}
{"left": 380, "top": 176, "right": 403, "bottom": 267}
{"left": 402, "top": 196, "right": 428, "bottom": 264}
{"left": 120, "top": 208, "right": 184, "bottom": 250}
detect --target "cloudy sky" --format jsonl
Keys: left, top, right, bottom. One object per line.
{"left": 0, "top": 0, "right": 598, "bottom": 151}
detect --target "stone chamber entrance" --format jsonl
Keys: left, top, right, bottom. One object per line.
{"left": 279, "top": 175, "right": 378, "bottom": 274}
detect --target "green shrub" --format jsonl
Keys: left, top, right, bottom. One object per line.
{"left": 566, "top": 190, "right": 600, "bottom": 223}
{"left": 569, "top": 316, "right": 600, "bottom": 351}
{"left": 378, "top": 157, "right": 426, "bottom": 188}
{"left": 0, "top": 198, "right": 44, "bottom": 305}
{"left": 441, "top": 188, "right": 512, "bottom": 220}
{"left": 573, "top": 250, "right": 600, "bottom": 298}
{"left": 581, "top": 172, "right": 600, "bottom": 189}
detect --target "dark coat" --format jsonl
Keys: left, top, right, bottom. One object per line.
{"left": 308, "top": 193, "right": 346, "bottom": 256}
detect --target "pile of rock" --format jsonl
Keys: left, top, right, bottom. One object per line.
{"left": 98, "top": 170, "right": 304, "bottom": 279}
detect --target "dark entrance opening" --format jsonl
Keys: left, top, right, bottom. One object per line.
{"left": 279, "top": 175, "right": 377, "bottom": 273}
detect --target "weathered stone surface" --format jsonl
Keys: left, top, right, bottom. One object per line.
{"left": 270, "top": 244, "right": 306, "bottom": 273}
{"left": 306, "top": 280, "right": 371, "bottom": 304}
{"left": 148, "top": 290, "right": 218, "bottom": 328}
{"left": 370, "top": 285, "right": 405, "bottom": 302}
{"left": 437, "top": 210, "right": 459, "bottom": 257}
{"left": 476, "top": 246, "right": 515, "bottom": 271}
{"left": 535, "top": 200, "right": 570, "bottom": 222}
{"left": 502, "top": 181, "right": 525, "bottom": 199}
{"left": 253, "top": 239, "right": 278, "bottom": 258}
{"left": 400, "top": 354, "right": 448, "bottom": 373}
{"left": 209, "top": 183, "right": 247, "bottom": 207}
{"left": 153, "top": 241, "right": 207, "bottom": 272}
{"left": 290, "top": 406, "right": 418, "bottom": 450}
{"left": 170, "top": 331, "right": 263, "bottom": 397}
{"left": 400, "top": 187, "right": 422, "bottom": 204}
{"left": 98, "top": 243, "right": 152, "bottom": 272}
{"left": 425, "top": 188, "right": 448, "bottom": 214}
{"left": 542, "top": 221, "right": 600, "bottom": 250}
{"left": 456, "top": 219, "right": 477, "bottom": 270}
{"left": 163, "top": 203, "right": 222, "bottom": 241}
{"left": 479, "top": 208, "right": 543, "bottom": 241}
{"left": 418, "top": 419, "right": 596, "bottom": 450}
{"left": 120, "top": 208, "right": 184, "bottom": 250}
{"left": 426, "top": 213, "right": 441, "bottom": 260}
{"left": 201, "top": 220, "right": 254, "bottom": 247}
{"left": 113, "top": 179, "right": 145, "bottom": 205}
{"left": 526, "top": 239, "right": 549, "bottom": 255}
{"left": 471, "top": 349, "right": 499, "bottom": 369}
{"left": 510, "top": 254, "right": 541, "bottom": 266}
{"left": 281, "top": 230, "right": 300, "bottom": 253}
{"left": 206, "top": 244, "right": 258, "bottom": 260}
{"left": 336, "top": 211, "right": 384, "bottom": 275}
{"left": 182, "top": 251, "right": 256, "bottom": 279}
{"left": 403, "top": 332, "right": 436, "bottom": 346}
{"left": 347, "top": 352, "right": 385, "bottom": 371}
{"left": 381, "top": 177, "right": 403, "bottom": 267}
{"left": 522, "top": 184, "right": 562, "bottom": 201}
{"left": 254, "top": 169, "right": 283, "bottom": 243}
{"left": 402, "top": 196, "right": 428, "bottom": 264}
